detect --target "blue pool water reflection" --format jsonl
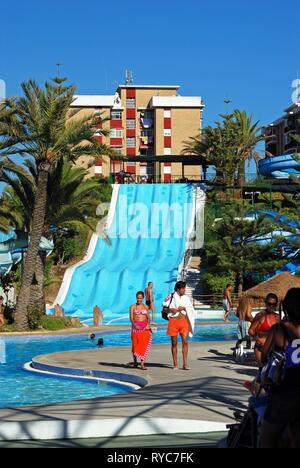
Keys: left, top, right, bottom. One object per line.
{"left": 0, "top": 323, "right": 237, "bottom": 408}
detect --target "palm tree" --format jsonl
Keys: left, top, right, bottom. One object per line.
{"left": 231, "top": 110, "right": 264, "bottom": 185}
{"left": 183, "top": 111, "right": 264, "bottom": 188}
{"left": 184, "top": 123, "right": 237, "bottom": 185}
{"left": 181, "top": 136, "right": 209, "bottom": 179}
{"left": 0, "top": 205, "right": 16, "bottom": 233}
{"left": 2, "top": 158, "right": 107, "bottom": 231}
{"left": 0, "top": 77, "right": 111, "bottom": 329}
{"left": 0, "top": 157, "right": 31, "bottom": 232}
{"left": 1, "top": 157, "right": 111, "bottom": 314}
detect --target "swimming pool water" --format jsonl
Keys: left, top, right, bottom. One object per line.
{"left": 0, "top": 324, "right": 238, "bottom": 408}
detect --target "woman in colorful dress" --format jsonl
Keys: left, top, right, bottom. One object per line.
{"left": 130, "top": 291, "right": 152, "bottom": 370}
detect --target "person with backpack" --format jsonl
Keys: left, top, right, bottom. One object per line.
{"left": 162, "top": 281, "right": 195, "bottom": 371}
{"left": 259, "top": 288, "right": 300, "bottom": 448}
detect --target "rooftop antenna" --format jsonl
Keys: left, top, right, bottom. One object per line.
{"left": 125, "top": 69, "right": 134, "bottom": 85}
{"left": 56, "top": 63, "right": 63, "bottom": 77}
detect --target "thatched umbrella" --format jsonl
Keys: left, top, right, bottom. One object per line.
{"left": 242, "top": 272, "right": 300, "bottom": 309}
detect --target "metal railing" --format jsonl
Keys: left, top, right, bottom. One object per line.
{"left": 190, "top": 293, "right": 240, "bottom": 308}
{"left": 178, "top": 248, "right": 193, "bottom": 281}
{"left": 112, "top": 174, "right": 205, "bottom": 184}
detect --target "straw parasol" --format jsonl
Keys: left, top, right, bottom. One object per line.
{"left": 242, "top": 272, "right": 300, "bottom": 308}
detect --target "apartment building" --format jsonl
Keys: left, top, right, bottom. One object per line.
{"left": 265, "top": 103, "right": 300, "bottom": 156}
{"left": 71, "top": 84, "right": 204, "bottom": 182}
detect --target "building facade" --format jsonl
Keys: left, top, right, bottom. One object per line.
{"left": 71, "top": 84, "right": 204, "bottom": 182}
{"left": 265, "top": 103, "right": 300, "bottom": 156}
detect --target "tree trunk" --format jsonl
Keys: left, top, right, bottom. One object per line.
{"left": 14, "top": 166, "right": 49, "bottom": 330}
{"left": 237, "top": 161, "right": 246, "bottom": 186}
{"left": 28, "top": 253, "right": 46, "bottom": 317}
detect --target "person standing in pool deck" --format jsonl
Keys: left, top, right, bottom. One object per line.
{"left": 163, "top": 281, "right": 196, "bottom": 370}
{"left": 130, "top": 291, "right": 152, "bottom": 370}
{"left": 145, "top": 282, "right": 156, "bottom": 324}
{"left": 223, "top": 284, "right": 233, "bottom": 322}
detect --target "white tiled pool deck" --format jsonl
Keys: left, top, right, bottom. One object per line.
{"left": 0, "top": 341, "right": 256, "bottom": 442}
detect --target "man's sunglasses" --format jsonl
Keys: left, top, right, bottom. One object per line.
{"left": 266, "top": 301, "right": 277, "bottom": 307}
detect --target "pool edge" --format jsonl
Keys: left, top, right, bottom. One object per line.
{"left": 29, "top": 359, "right": 148, "bottom": 390}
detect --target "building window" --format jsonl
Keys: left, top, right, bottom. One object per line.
{"left": 164, "top": 109, "right": 171, "bottom": 118}
{"left": 126, "top": 98, "right": 136, "bottom": 108}
{"left": 164, "top": 148, "right": 172, "bottom": 155}
{"left": 113, "top": 147, "right": 123, "bottom": 155}
{"left": 143, "top": 110, "right": 153, "bottom": 119}
{"left": 110, "top": 128, "right": 123, "bottom": 138}
{"left": 140, "top": 163, "right": 154, "bottom": 176}
{"left": 164, "top": 129, "right": 172, "bottom": 137}
{"left": 126, "top": 137, "right": 136, "bottom": 148}
{"left": 112, "top": 161, "right": 122, "bottom": 173}
{"left": 111, "top": 110, "right": 122, "bottom": 120}
{"left": 126, "top": 119, "right": 136, "bottom": 129}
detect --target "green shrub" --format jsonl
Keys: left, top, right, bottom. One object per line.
{"left": 0, "top": 323, "right": 18, "bottom": 333}
{"left": 202, "top": 272, "right": 235, "bottom": 298}
{"left": 40, "top": 316, "right": 81, "bottom": 331}
{"left": 27, "top": 308, "right": 42, "bottom": 330}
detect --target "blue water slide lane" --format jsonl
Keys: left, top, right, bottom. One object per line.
{"left": 0, "top": 231, "right": 54, "bottom": 276}
{"left": 58, "top": 184, "right": 195, "bottom": 323}
{"left": 247, "top": 210, "right": 300, "bottom": 275}
{"left": 258, "top": 154, "right": 300, "bottom": 179}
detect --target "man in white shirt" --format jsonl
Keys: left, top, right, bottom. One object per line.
{"left": 163, "top": 281, "right": 196, "bottom": 370}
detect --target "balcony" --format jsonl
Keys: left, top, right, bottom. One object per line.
{"left": 140, "top": 111, "right": 154, "bottom": 129}
{"left": 140, "top": 130, "right": 154, "bottom": 147}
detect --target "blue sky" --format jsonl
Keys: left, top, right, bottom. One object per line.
{"left": 1, "top": 0, "right": 299, "bottom": 130}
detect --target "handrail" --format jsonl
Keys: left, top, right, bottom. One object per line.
{"left": 188, "top": 293, "right": 240, "bottom": 307}
{"left": 177, "top": 188, "right": 196, "bottom": 281}
{"left": 113, "top": 174, "right": 206, "bottom": 184}
{"left": 178, "top": 185, "right": 206, "bottom": 281}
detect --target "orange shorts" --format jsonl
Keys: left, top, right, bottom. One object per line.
{"left": 167, "top": 317, "right": 189, "bottom": 337}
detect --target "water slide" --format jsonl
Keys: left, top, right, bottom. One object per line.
{"left": 55, "top": 184, "right": 203, "bottom": 324}
{"left": 258, "top": 154, "right": 300, "bottom": 179}
{"left": 246, "top": 210, "right": 300, "bottom": 276}
{"left": 0, "top": 230, "right": 54, "bottom": 277}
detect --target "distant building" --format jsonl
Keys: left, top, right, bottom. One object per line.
{"left": 71, "top": 84, "right": 204, "bottom": 182}
{"left": 264, "top": 103, "right": 300, "bottom": 156}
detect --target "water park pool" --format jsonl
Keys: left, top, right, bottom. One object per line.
{"left": 0, "top": 323, "right": 238, "bottom": 409}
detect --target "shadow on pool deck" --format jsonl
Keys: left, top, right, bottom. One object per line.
{"left": 0, "top": 432, "right": 226, "bottom": 448}
{"left": 0, "top": 341, "right": 255, "bottom": 444}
